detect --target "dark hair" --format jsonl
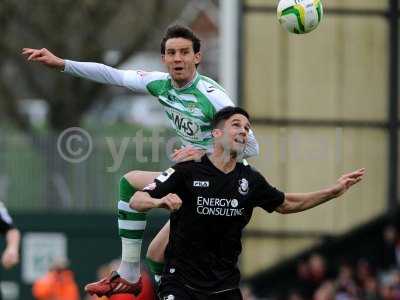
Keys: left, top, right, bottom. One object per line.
{"left": 160, "top": 24, "right": 201, "bottom": 54}
{"left": 212, "top": 106, "right": 251, "bottom": 129}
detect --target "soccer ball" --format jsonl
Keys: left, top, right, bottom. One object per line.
{"left": 277, "top": 0, "right": 323, "bottom": 34}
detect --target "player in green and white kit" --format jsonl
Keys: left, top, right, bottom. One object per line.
{"left": 23, "top": 25, "right": 259, "bottom": 297}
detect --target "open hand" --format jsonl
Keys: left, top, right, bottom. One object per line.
{"left": 331, "top": 168, "right": 365, "bottom": 198}
{"left": 22, "top": 48, "right": 65, "bottom": 70}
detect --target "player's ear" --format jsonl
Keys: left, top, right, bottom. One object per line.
{"left": 212, "top": 128, "right": 223, "bottom": 138}
{"left": 194, "top": 52, "right": 201, "bottom": 65}
{"left": 161, "top": 54, "right": 166, "bottom": 64}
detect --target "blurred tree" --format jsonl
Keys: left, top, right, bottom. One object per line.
{"left": 0, "top": 0, "right": 187, "bottom": 208}
{"left": 0, "top": 0, "right": 186, "bottom": 132}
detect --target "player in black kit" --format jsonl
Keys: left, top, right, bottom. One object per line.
{"left": 130, "top": 106, "right": 365, "bottom": 300}
{"left": 0, "top": 201, "right": 20, "bottom": 300}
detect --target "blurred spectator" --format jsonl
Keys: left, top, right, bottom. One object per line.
{"left": 295, "top": 259, "right": 314, "bottom": 298}
{"left": 363, "top": 276, "right": 382, "bottom": 300}
{"left": 314, "top": 280, "right": 334, "bottom": 300}
{"left": 241, "top": 227, "right": 400, "bottom": 299}
{"left": 287, "top": 290, "right": 305, "bottom": 300}
{"left": 0, "top": 202, "right": 20, "bottom": 270}
{"left": 0, "top": 201, "right": 20, "bottom": 300}
{"left": 356, "top": 259, "right": 375, "bottom": 287}
{"left": 32, "top": 258, "right": 80, "bottom": 300}
{"left": 382, "top": 270, "right": 400, "bottom": 300}
{"left": 381, "top": 225, "right": 399, "bottom": 271}
{"left": 334, "top": 263, "right": 360, "bottom": 300}
{"left": 308, "top": 254, "right": 329, "bottom": 295}
{"left": 292, "top": 254, "right": 331, "bottom": 299}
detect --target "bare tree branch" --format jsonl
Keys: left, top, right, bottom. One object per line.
{"left": 116, "top": 0, "right": 167, "bottom": 66}
{"left": 1, "top": 0, "right": 186, "bottom": 132}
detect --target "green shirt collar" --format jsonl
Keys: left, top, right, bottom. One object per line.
{"left": 170, "top": 71, "right": 200, "bottom": 91}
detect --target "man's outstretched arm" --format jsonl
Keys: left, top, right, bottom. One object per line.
{"left": 22, "top": 48, "right": 157, "bottom": 91}
{"left": 275, "top": 168, "right": 365, "bottom": 214}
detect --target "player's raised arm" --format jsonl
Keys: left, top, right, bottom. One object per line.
{"left": 275, "top": 168, "right": 366, "bottom": 214}
{"left": 22, "top": 48, "right": 165, "bottom": 92}
{"left": 130, "top": 166, "right": 185, "bottom": 212}
{"left": 22, "top": 48, "right": 65, "bottom": 70}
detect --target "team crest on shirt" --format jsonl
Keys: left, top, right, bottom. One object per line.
{"left": 186, "top": 102, "right": 197, "bottom": 113}
{"left": 238, "top": 178, "right": 249, "bottom": 195}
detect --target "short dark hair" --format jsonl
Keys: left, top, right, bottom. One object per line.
{"left": 160, "top": 24, "right": 201, "bottom": 54}
{"left": 212, "top": 106, "right": 251, "bottom": 129}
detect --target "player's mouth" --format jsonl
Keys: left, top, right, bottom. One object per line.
{"left": 234, "top": 137, "right": 245, "bottom": 145}
{"left": 174, "top": 67, "right": 184, "bottom": 72}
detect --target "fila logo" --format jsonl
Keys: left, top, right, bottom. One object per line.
{"left": 193, "top": 181, "right": 209, "bottom": 187}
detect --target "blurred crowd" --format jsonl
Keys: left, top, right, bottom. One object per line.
{"left": 242, "top": 224, "right": 400, "bottom": 300}
{"left": 283, "top": 225, "right": 400, "bottom": 300}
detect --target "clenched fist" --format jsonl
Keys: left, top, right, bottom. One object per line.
{"left": 157, "top": 193, "right": 182, "bottom": 211}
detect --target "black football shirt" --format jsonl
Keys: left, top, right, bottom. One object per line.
{"left": 145, "top": 155, "right": 284, "bottom": 294}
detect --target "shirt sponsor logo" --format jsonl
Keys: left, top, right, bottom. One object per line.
{"left": 170, "top": 111, "right": 200, "bottom": 138}
{"left": 163, "top": 295, "right": 175, "bottom": 300}
{"left": 193, "top": 181, "right": 209, "bottom": 187}
{"left": 196, "top": 196, "right": 244, "bottom": 216}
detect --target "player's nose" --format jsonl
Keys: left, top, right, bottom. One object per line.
{"left": 174, "top": 53, "right": 183, "bottom": 61}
